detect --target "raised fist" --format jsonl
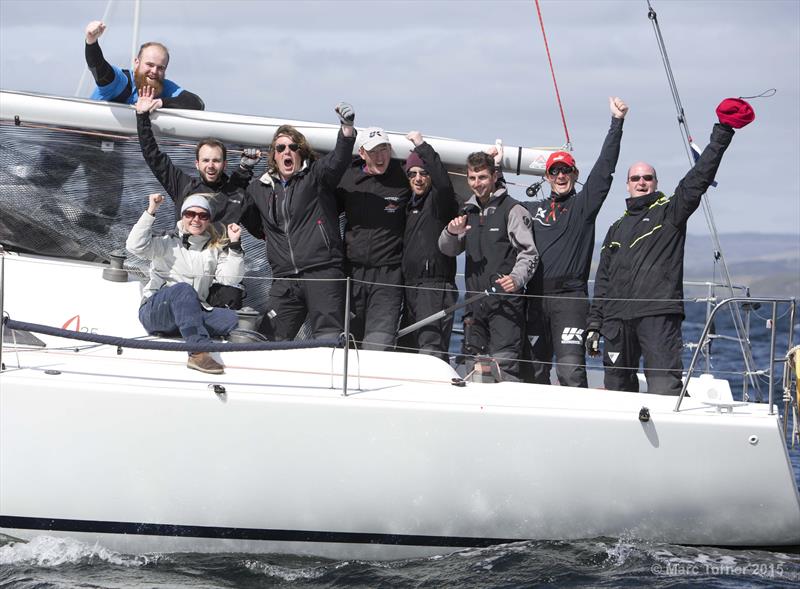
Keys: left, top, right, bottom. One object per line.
{"left": 85, "top": 21, "right": 106, "bottom": 44}
{"left": 335, "top": 102, "right": 355, "bottom": 125}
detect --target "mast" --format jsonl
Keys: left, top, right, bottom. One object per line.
{"left": 646, "top": 0, "right": 762, "bottom": 400}
{"left": 74, "top": 0, "right": 116, "bottom": 98}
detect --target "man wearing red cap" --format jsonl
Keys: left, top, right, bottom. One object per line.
{"left": 398, "top": 131, "right": 459, "bottom": 361}
{"left": 586, "top": 98, "right": 754, "bottom": 394}
{"left": 523, "top": 97, "right": 628, "bottom": 387}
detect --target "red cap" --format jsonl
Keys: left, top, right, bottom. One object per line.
{"left": 716, "top": 98, "right": 755, "bottom": 129}
{"left": 545, "top": 151, "right": 576, "bottom": 171}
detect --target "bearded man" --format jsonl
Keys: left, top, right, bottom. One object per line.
{"left": 84, "top": 20, "right": 203, "bottom": 110}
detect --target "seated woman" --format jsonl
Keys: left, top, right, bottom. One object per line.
{"left": 126, "top": 192, "right": 243, "bottom": 374}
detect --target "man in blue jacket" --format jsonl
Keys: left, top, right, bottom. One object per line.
{"left": 84, "top": 20, "right": 203, "bottom": 109}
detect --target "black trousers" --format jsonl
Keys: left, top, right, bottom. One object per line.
{"left": 464, "top": 291, "right": 525, "bottom": 381}
{"left": 348, "top": 264, "right": 403, "bottom": 351}
{"left": 398, "top": 281, "right": 458, "bottom": 362}
{"left": 258, "top": 266, "right": 346, "bottom": 340}
{"left": 526, "top": 291, "right": 589, "bottom": 387}
{"left": 602, "top": 314, "right": 684, "bottom": 395}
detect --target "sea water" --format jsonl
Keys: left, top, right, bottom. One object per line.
{"left": 2, "top": 303, "right": 798, "bottom": 588}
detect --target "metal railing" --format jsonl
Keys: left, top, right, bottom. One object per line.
{"left": 675, "top": 296, "right": 797, "bottom": 413}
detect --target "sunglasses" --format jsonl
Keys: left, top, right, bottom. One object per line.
{"left": 628, "top": 174, "right": 655, "bottom": 182}
{"left": 548, "top": 165, "right": 575, "bottom": 176}
{"left": 275, "top": 143, "right": 300, "bottom": 153}
{"left": 407, "top": 169, "right": 430, "bottom": 178}
{"left": 182, "top": 210, "right": 210, "bottom": 221}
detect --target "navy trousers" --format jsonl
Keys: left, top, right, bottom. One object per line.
{"left": 139, "top": 283, "right": 238, "bottom": 347}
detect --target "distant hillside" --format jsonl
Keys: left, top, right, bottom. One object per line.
{"left": 591, "top": 233, "right": 799, "bottom": 297}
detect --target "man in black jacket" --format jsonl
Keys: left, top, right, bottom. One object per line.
{"left": 398, "top": 131, "right": 459, "bottom": 361}
{"left": 135, "top": 86, "right": 257, "bottom": 231}
{"left": 586, "top": 98, "right": 754, "bottom": 394}
{"left": 240, "top": 103, "right": 357, "bottom": 340}
{"left": 336, "top": 128, "right": 410, "bottom": 351}
{"left": 524, "top": 97, "right": 627, "bottom": 387}
{"left": 134, "top": 87, "right": 258, "bottom": 309}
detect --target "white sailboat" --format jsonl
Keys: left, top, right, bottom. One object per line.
{"left": 1, "top": 0, "right": 798, "bottom": 558}
{"left": 1, "top": 242, "right": 799, "bottom": 559}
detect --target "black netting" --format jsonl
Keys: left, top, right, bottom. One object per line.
{"left": 0, "top": 120, "right": 288, "bottom": 329}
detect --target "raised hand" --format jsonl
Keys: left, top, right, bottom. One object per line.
{"left": 147, "top": 193, "right": 164, "bottom": 215}
{"left": 610, "top": 97, "right": 628, "bottom": 119}
{"left": 485, "top": 140, "right": 504, "bottom": 167}
{"left": 227, "top": 223, "right": 242, "bottom": 243}
{"left": 335, "top": 102, "right": 355, "bottom": 126}
{"left": 135, "top": 85, "right": 160, "bottom": 114}
{"left": 406, "top": 131, "right": 423, "bottom": 147}
{"left": 239, "top": 148, "right": 262, "bottom": 172}
{"left": 85, "top": 21, "right": 106, "bottom": 44}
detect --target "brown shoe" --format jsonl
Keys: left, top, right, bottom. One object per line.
{"left": 187, "top": 352, "right": 224, "bottom": 375}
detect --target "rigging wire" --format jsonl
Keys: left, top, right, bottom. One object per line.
{"left": 534, "top": 0, "right": 572, "bottom": 150}
{"left": 646, "top": 0, "right": 762, "bottom": 400}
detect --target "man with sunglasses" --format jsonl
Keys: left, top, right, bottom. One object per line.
{"left": 523, "top": 97, "right": 628, "bottom": 388}
{"left": 336, "top": 128, "right": 410, "bottom": 351}
{"left": 240, "top": 103, "right": 356, "bottom": 341}
{"left": 397, "top": 131, "right": 459, "bottom": 361}
{"left": 586, "top": 98, "right": 755, "bottom": 394}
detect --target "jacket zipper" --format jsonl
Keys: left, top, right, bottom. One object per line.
{"left": 281, "top": 183, "right": 298, "bottom": 274}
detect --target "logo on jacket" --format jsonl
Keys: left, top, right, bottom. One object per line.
{"left": 533, "top": 207, "right": 551, "bottom": 227}
{"left": 561, "top": 327, "right": 584, "bottom": 345}
{"left": 384, "top": 195, "right": 404, "bottom": 214}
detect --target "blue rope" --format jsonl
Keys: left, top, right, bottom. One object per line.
{"left": 3, "top": 317, "right": 341, "bottom": 353}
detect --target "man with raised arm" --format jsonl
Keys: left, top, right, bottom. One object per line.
{"left": 524, "top": 97, "right": 628, "bottom": 388}
{"left": 134, "top": 87, "right": 259, "bottom": 309}
{"left": 239, "top": 103, "right": 357, "bottom": 341}
{"left": 135, "top": 86, "right": 259, "bottom": 230}
{"left": 398, "top": 131, "right": 459, "bottom": 361}
{"left": 84, "top": 20, "right": 204, "bottom": 109}
{"left": 336, "top": 128, "right": 410, "bottom": 351}
{"left": 585, "top": 98, "right": 755, "bottom": 394}
{"left": 439, "top": 152, "right": 538, "bottom": 381}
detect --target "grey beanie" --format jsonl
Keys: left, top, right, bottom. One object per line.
{"left": 180, "top": 194, "right": 214, "bottom": 218}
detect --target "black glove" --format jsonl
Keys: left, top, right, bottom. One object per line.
{"left": 239, "top": 148, "right": 261, "bottom": 172}
{"left": 335, "top": 102, "right": 355, "bottom": 126}
{"left": 585, "top": 329, "right": 600, "bottom": 357}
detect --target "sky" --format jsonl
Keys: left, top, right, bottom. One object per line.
{"left": 1, "top": 0, "right": 799, "bottom": 248}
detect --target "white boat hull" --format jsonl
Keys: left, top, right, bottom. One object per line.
{"left": 1, "top": 253, "right": 799, "bottom": 558}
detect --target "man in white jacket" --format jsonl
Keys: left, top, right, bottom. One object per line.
{"left": 126, "top": 193, "right": 243, "bottom": 374}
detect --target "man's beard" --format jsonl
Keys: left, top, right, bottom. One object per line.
{"left": 133, "top": 70, "right": 164, "bottom": 98}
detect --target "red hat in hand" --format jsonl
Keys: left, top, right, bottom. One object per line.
{"left": 716, "top": 98, "right": 755, "bottom": 129}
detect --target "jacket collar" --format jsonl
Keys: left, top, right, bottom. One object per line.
{"left": 174, "top": 221, "right": 211, "bottom": 249}
{"left": 625, "top": 190, "right": 664, "bottom": 212}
